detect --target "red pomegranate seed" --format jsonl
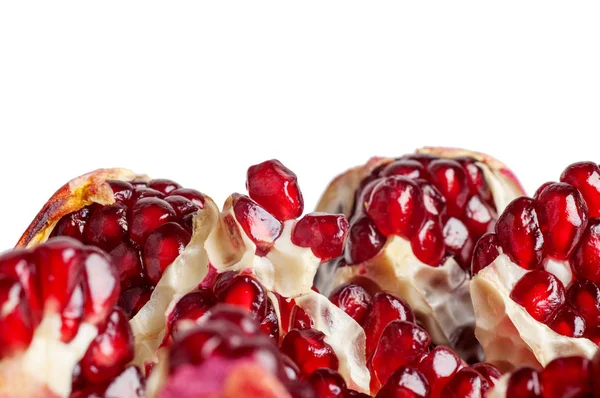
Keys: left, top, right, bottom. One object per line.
{"left": 280, "top": 328, "right": 339, "bottom": 376}
{"left": 471, "top": 232, "right": 500, "bottom": 275}
{"left": 107, "top": 180, "right": 134, "bottom": 204}
{"left": 586, "top": 325, "right": 600, "bottom": 344}
{"left": 418, "top": 346, "right": 463, "bottom": 398}
{"left": 51, "top": 207, "right": 91, "bottom": 241}
{"left": 455, "top": 156, "right": 495, "bottom": 210}
{"left": 381, "top": 159, "right": 425, "bottom": 179}
{"left": 282, "top": 354, "right": 300, "bottom": 381}
{"left": 347, "top": 390, "right": 371, "bottom": 398}
{"left": 510, "top": 270, "right": 565, "bottom": 323}
{"left": 415, "top": 180, "right": 446, "bottom": 218}
{"left": 566, "top": 280, "right": 600, "bottom": 324}
{"left": 204, "top": 304, "right": 261, "bottom": 336}
{"left": 143, "top": 222, "right": 191, "bottom": 284}
{"left": 443, "top": 217, "right": 474, "bottom": 269}
{"left": 345, "top": 216, "right": 386, "bottom": 264}
{"left": 535, "top": 182, "right": 588, "bottom": 260}
{"left": 119, "top": 286, "right": 153, "bottom": 318}
{"left": 149, "top": 179, "right": 181, "bottom": 195}
{"left": 440, "top": 368, "right": 490, "bottom": 398}
{"left": 561, "top": 161, "right": 600, "bottom": 217}
{"left": 0, "top": 278, "right": 34, "bottom": 358}
{"left": 83, "top": 204, "right": 127, "bottom": 252}
{"left": 539, "top": 356, "right": 592, "bottom": 398}
{"left": 592, "top": 349, "right": 600, "bottom": 396}
{"left": 246, "top": 159, "right": 304, "bottom": 221}
{"left": 71, "top": 366, "right": 145, "bottom": 398}
{"left": 370, "top": 321, "right": 431, "bottom": 388}
{"left": 354, "top": 177, "right": 384, "bottom": 217}
{"left": 365, "top": 177, "right": 425, "bottom": 239}
{"left": 376, "top": 366, "right": 430, "bottom": 398}
{"left": 164, "top": 195, "right": 199, "bottom": 218}
{"left": 549, "top": 305, "right": 586, "bottom": 337}
{"left": 232, "top": 194, "right": 283, "bottom": 256}
{"left": 307, "top": 368, "right": 347, "bottom": 398}
{"left": 290, "top": 304, "right": 313, "bottom": 330}
{"left": 82, "top": 248, "right": 120, "bottom": 325}
{"left": 130, "top": 186, "right": 165, "bottom": 203}
{"left": 260, "top": 298, "right": 280, "bottom": 340}
{"left": 364, "top": 292, "right": 416, "bottom": 356}
{"left": 0, "top": 250, "right": 39, "bottom": 315}
{"left": 328, "top": 283, "right": 373, "bottom": 325}
{"left": 427, "top": 159, "right": 470, "bottom": 218}
{"left": 291, "top": 213, "right": 349, "bottom": 262}
{"left": 80, "top": 307, "right": 134, "bottom": 384}
{"left": 167, "top": 288, "right": 216, "bottom": 335}
{"left": 168, "top": 322, "right": 237, "bottom": 370}
{"left": 169, "top": 188, "right": 205, "bottom": 209}
{"left": 406, "top": 154, "right": 438, "bottom": 168}
{"left": 470, "top": 363, "right": 500, "bottom": 386}
{"left": 411, "top": 217, "right": 445, "bottom": 267}
{"left": 572, "top": 218, "right": 600, "bottom": 285}
{"left": 61, "top": 283, "right": 84, "bottom": 342}
{"left": 215, "top": 274, "right": 268, "bottom": 319}
{"left": 495, "top": 197, "right": 545, "bottom": 270}
{"left": 128, "top": 198, "right": 176, "bottom": 246}
{"left": 506, "top": 367, "right": 542, "bottom": 398}
{"left": 464, "top": 195, "right": 496, "bottom": 238}
{"left": 109, "top": 242, "right": 144, "bottom": 290}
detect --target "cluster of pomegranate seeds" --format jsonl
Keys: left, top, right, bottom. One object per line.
{"left": 473, "top": 161, "right": 600, "bottom": 341}
{"left": 328, "top": 282, "right": 500, "bottom": 396}
{"left": 50, "top": 177, "right": 205, "bottom": 318}
{"left": 343, "top": 154, "right": 497, "bottom": 270}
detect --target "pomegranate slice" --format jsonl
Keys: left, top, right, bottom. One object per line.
{"left": 471, "top": 161, "right": 600, "bottom": 371}
{"left": 0, "top": 237, "right": 135, "bottom": 398}
{"left": 315, "top": 147, "right": 524, "bottom": 361}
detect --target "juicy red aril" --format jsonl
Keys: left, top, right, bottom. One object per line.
{"left": 168, "top": 323, "right": 235, "bottom": 370}
{"left": 215, "top": 274, "right": 267, "bottom": 319}
{"left": 80, "top": 307, "right": 133, "bottom": 384}
{"left": 415, "top": 180, "right": 446, "bottom": 218}
{"left": 260, "top": 299, "right": 280, "bottom": 340}
{"left": 549, "top": 305, "right": 586, "bottom": 337}
{"left": 130, "top": 187, "right": 164, "bottom": 203}
{"left": 204, "top": 304, "right": 261, "bottom": 336}
{"left": 539, "top": 356, "right": 592, "bottom": 398}
{"left": 290, "top": 304, "right": 313, "bottom": 330}
{"left": 572, "top": 218, "right": 600, "bottom": 285}
{"left": 464, "top": 195, "right": 496, "bottom": 238}
{"left": 566, "top": 280, "right": 600, "bottom": 324}
{"left": 510, "top": 270, "right": 565, "bottom": 323}
{"left": 411, "top": 217, "right": 445, "bottom": 267}
{"left": 471, "top": 232, "right": 500, "bottom": 275}
{"left": 149, "top": 179, "right": 181, "bottom": 195}
{"left": 82, "top": 204, "right": 127, "bottom": 252}
{"left": 443, "top": 217, "right": 474, "bottom": 269}
{"left": 455, "top": 156, "right": 495, "bottom": 210}
{"left": 506, "top": 367, "right": 541, "bottom": 398}
{"left": 417, "top": 346, "right": 463, "bottom": 398}
{"left": 280, "top": 328, "right": 339, "bottom": 376}
{"left": 0, "top": 277, "right": 34, "bottom": 358}
{"left": 51, "top": 207, "right": 91, "bottom": 241}
{"left": 496, "top": 197, "right": 545, "bottom": 270}
{"left": 440, "top": 368, "right": 490, "bottom": 398}
{"left": 535, "top": 182, "right": 588, "bottom": 260}
{"left": 232, "top": 194, "right": 283, "bottom": 256}
{"left": 247, "top": 159, "right": 304, "bottom": 221}
{"left": 348, "top": 390, "right": 371, "bottom": 398}
{"left": 376, "top": 366, "right": 429, "bottom": 398}
{"left": 370, "top": 321, "right": 431, "bottom": 388}
{"left": 169, "top": 188, "right": 205, "bottom": 208}
{"left": 165, "top": 196, "right": 199, "bottom": 218}
{"left": 71, "top": 366, "right": 145, "bottom": 398}
{"left": 291, "top": 213, "right": 349, "bottom": 262}
{"left": 365, "top": 177, "right": 426, "bottom": 239}
{"left": 328, "top": 282, "right": 373, "bottom": 325}
{"left": 306, "top": 368, "right": 347, "bottom": 398}
{"left": 381, "top": 159, "right": 425, "bottom": 179}
{"left": 128, "top": 197, "right": 176, "bottom": 246}
{"left": 470, "top": 363, "right": 501, "bottom": 386}
{"left": 143, "top": 222, "right": 191, "bottom": 284}
{"left": 426, "top": 159, "right": 469, "bottom": 218}
{"left": 167, "top": 288, "right": 216, "bottom": 336}
{"left": 82, "top": 248, "right": 121, "bottom": 326}
{"left": 109, "top": 242, "right": 144, "bottom": 290}
{"left": 364, "top": 292, "right": 416, "bottom": 356}
{"left": 561, "top": 161, "right": 600, "bottom": 217}
{"left": 345, "top": 216, "right": 386, "bottom": 264}
{"left": 119, "top": 286, "right": 153, "bottom": 318}
{"left": 107, "top": 180, "right": 134, "bottom": 204}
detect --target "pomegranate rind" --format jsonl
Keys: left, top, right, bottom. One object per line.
{"left": 470, "top": 254, "right": 598, "bottom": 372}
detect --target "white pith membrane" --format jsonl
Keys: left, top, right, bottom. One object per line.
{"left": 470, "top": 253, "right": 598, "bottom": 372}
{"left": 316, "top": 148, "right": 525, "bottom": 353}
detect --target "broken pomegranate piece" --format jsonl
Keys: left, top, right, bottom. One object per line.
{"left": 0, "top": 237, "right": 138, "bottom": 398}
{"left": 471, "top": 161, "right": 600, "bottom": 371}
{"left": 315, "top": 147, "right": 525, "bottom": 361}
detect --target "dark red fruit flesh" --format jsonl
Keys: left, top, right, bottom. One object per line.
{"left": 280, "top": 328, "right": 339, "bottom": 376}
{"left": 506, "top": 367, "right": 541, "bottom": 398}
{"left": 510, "top": 270, "right": 565, "bottom": 323}
{"left": 560, "top": 162, "right": 600, "bottom": 218}
{"left": 539, "top": 356, "right": 592, "bottom": 398}
{"left": 328, "top": 283, "right": 373, "bottom": 325}
{"left": 291, "top": 213, "right": 349, "bottom": 262}
{"left": 376, "top": 366, "right": 429, "bottom": 398}
{"left": 345, "top": 216, "right": 386, "bottom": 264}
{"left": 306, "top": 368, "right": 347, "bottom": 398}
{"left": 50, "top": 178, "right": 206, "bottom": 319}
{"left": 439, "top": 368, "right": 490, "bottom": 398}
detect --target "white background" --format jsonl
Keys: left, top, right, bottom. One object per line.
{"left": 0, "top": 2, "right": 599, "bottom": 250}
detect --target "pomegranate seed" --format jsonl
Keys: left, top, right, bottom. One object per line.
{"left": 0, "top": 249, "right": 40, "bottom": 320}
{"left": 496, "top": 197, "right": 545, "bottom": 270}
{"left": 592, "top": 350, "right": 600, "bottom": 396}
{"left": 415, "top": 180, "right": 446, "bottom": 218}
{"left": 364, "top": 292, "right": 416, "bottom": 355}
{"left": 345, "top": 216, "right": 386, "bottom": 264}
{"left": 411, "top": 217, "right": 445, "bottom": 267}
{"left": 291, "top": 213, "right": 349, "bottom": 262}
{"left": 561, "top": 161, "right": 600, "bottom": 217}
{"left": 328, "top": 282, "right": 373, "bottom": 325}
{"left": 440, "top": 368, "right": 490, "bottom": 398}
{"left": 535, "top": 182, "right": 588, "bottom": 260}
{"left": 376, "top": 366, "right": 430, "bottom": 398}
{"left": 470, "top": 363, "right": 501, "bottom": 386}
{"left": 228, "top": 338, "right": 285, "bottom": 377}
{"left": 232, "top": 194, "right": 283, "bottom": 256}
{"left": 280, "top": 328, "right": 339, "bottom": 376}
{"left": 165, "top": 195, "right": 199, "bottom": 218}
{"left": 149, "top": 179, "right": 181, "bottom": 195}
{"left": 119, "top": 286, "right": 153, "bottom": 318}
{"left": 427, "top": 159, "right": 470, "bottom": 218}
{"left": 128, "top": 198, "right": 176, "bottom": 246}
{"left": 71, "top": 366, "right": 145, "bottom": 398}
{"left": 572, "top": 218, "right": 600, "bottom": 285}
{"left": 370, "top": 321, "right": 431, "bottom": 388}
{"left": 347, "top": 390, "right": 371, "bottom": 398}
{"left": 260, "top": 298, "right": 280, "bottom": 340}
{"left": 246, "top": 159, "right": 304, "bottom": 221}
{"left": 443, "top": 217, "right": 474, "bottom": 269}
{"left": 169, "top": 188, "right": 205, "bottom": 208}
{"left": 471, "top": 232, "right": 500, "bottom": 275}
{"left": 464, "top": 195, "right": 496, "bottom": 238}
{"left": 307, "top": 368, "right": 347, "bottom": 398}
{"left": 80, "top": 307, "right": 133, "bottom": 384}
{"left": 82, "top": 247, "right": 120, "bottom": 326}
{"left": 406, "top": 154, "right": 438, "bottom": 168}
{"left": 290, "top": 304, "right": 313, "bottom": 330}
{"left": 130, "top": 186, "right": 165, "bottom": 203}
{"left": 282, "top": 354, "right": 300, "bottom": 381}
{"left": 365, "top": 177, "right": 425, "bottom": 239}
{"left": 549, "top": 305, "right": 587, "bottom": 337}
{"left": 168, "top": 322, "right": 236, "bottom": 370}
{"left": 510, "top": 270, "right": 565, "bottom": 323}
{"left": 167, "top": 288, "right": 216, "bottom": 335}
{"left": 204, "top": 304, "right": 261, "bottom": 336}
{"left": 216, "top": 274, "right": 268, "bottom": 319}
{"left": 539, "top": 356, "right": 592, "bottom": 398}
{"left": 51, "top": 207, "right": 91, "bottom": 241}
{"left": 506, "top": 367, "right": 541, "bottom": 398}
{"left": 354, "top": 177, "right": 384, "bottom": 217}
{"left": 566, "top": 280, "right": 600, "bottom": 324}
{"left": 418, "top": 346, "right": 463, "bottom": 398}
{"left": 381, "top": 159, "right": 425, "bottom": 179}
{"left": 109, "top": 242, "right": 144, "bottom": 290}
{"left": 455, "top": 156, "right": 495, "bottom": 210}
{"left": 82, "top": 204, "right": 127, "bottom": 252}
{"left": 0, "top": 277, "right": 34, "bottom": 358}
{"left": 143, "top": 222, "right": 191, "bottom": 284}
{"left": 107, "top": 180, "right": 134, "bottom": 204}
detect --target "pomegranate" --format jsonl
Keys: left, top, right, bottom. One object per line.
{"left": 315, "top": 147, "right": 525, "bottom": 360}
{"left": 471, "top": 161, "right": 600, "bottom": 370}
{"left": 0, "top": 237, "right": 142, "bottom": 398}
